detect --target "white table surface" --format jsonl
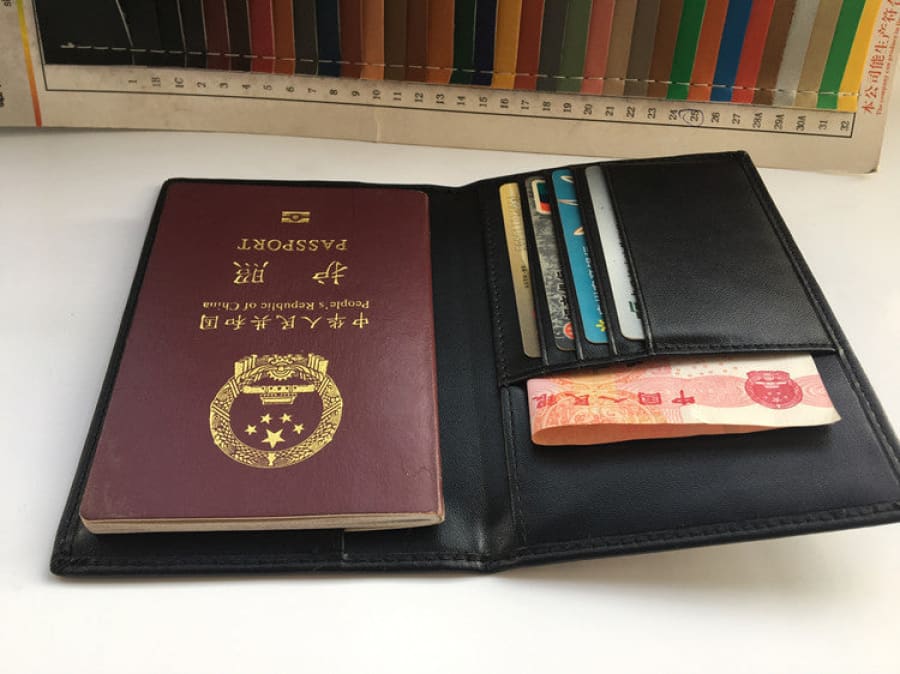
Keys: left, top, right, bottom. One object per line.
{"left": 2, "top": 110, "right": 900, "bottom": 673}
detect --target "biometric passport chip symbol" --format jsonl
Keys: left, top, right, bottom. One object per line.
{"left": 281, "top": 211, "right": 311, "bottom": 224}
{"left": 209, "top": 353, "right": 343, "bottom": 469}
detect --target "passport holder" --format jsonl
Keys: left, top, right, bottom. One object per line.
{"left": 51, "top": 151, "right": 900, "bottom": 575}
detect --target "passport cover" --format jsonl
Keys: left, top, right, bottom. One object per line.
{"left": 78, "top": 182, "right": 443, "bottom": 533}
{"left": 51, "top": 152, "right": 900, "bottom": 574}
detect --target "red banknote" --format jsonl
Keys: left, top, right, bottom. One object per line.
{"left": 527, "top": 354, "right": 840, "bottom": 446}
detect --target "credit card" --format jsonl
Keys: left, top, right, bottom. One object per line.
{"left": 525, "top": 177, "right": 575, "bottom": 352}
{"left": 499, "top": 183, "right": 541, "bottom": 358}
{"left": 551, "top": 170, "right": 608, "bottom": 344}
{"left": 584, "top": 166, "right": 645, "bottom": 340}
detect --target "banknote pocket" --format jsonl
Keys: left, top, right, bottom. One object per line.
{"left": 599, "top": 154, "right": 835, "bottom": 358}
{"left": 501, "top": 348, "right": 900, "bottom": 550}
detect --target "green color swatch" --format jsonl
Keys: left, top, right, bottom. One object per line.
{"left": 557, "top": 0, "right": 595, "bottom": 92}
{"left": 817, "top": 0, "right": 866, "bottom": 108}
{"left": 667, "top": 0, "right": 708, "bottom": 99}
{"left": 450, "top": 0, "right": 478, "bottom": 84}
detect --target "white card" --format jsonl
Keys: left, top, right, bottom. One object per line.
{"left": 584, "top": 166, "right": 645, "bottom": 341}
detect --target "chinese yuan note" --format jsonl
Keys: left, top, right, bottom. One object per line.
{"left": 527, "top": 354, "right": 840, "bottom": 446}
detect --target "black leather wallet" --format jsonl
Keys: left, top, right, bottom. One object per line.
{"left": 51, "top": 151, "right": 900, "bottom": 575}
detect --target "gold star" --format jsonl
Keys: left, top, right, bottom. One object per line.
{"left": 262, "top": 428, "right": 285, "bottom": 449}
{"left": 280, "top": 413, "right": 292, "bottom": 423}
{"left": 293, "top": 423, "right": 305, "bottom": 435}
{"left": 260, "top": 413, "right": 272, "bottom": 424}
{"left": 245, "top": 424, "right": 257, "bottom": 435}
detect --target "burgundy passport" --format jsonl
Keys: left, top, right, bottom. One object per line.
{"left": 80, "top": 181, "right": 443, "bottom": 533}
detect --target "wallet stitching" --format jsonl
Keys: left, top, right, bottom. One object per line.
{"left": 58, "top": 553, "right": 491, "bottom": 567}
{"left": 508, "top": 500, "right": 900, "bottom": 557}
{"left": 605, "top": 156, "right": 835, "bottom": 354}
{"left": 653, "top": 342, "right": 832, "bottom": 351}
{"left": 504, "top": 342, "right": 836, "bottom": 383}
{"left": 507, "top": 389, "right": 526, "bottom": 546}
{"left": 844, "top": 372, "right": 900, "bottom": 482}
{"left": 481, "top": 186, "right": 511, "bottom": 382}
{"left": 502, "top": 388, "right": 528, "bottom": 545}
{"left": 736, "top": 157, "right": 900, "bottom": 483}
{"left": 736, "top": 157, "right": 837, "bottom": 350}
{"left": 56, "top": 500, "right": 900, "bottom": 572}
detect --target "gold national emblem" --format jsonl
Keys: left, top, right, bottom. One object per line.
{"left": 209, "top": 354, "right": 343, "bottom": 469}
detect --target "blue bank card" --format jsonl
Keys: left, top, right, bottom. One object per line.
{"left": 551, "top": 170, "right": 607, "bottom": 344}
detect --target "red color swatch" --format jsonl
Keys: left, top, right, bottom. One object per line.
{"left": 731, "top": 0, "right": 776, "bottom": 103}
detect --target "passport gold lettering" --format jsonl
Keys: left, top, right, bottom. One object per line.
{"left": 202, "top": 301, "right": 242, "bottom": 311}
{"left": 312, "top": 261, "right": 348, "bottom": 285}
{"left": 236, "top": 238, "right": 349, "bottom": 252}
{"left": 329, "top": 299, "right": 370, "bottom": 309}
{"left": 258, "top": 300, "right": 316, "bottom": 311}
{"left": 233, "top": 261, "right": 269, "bottom": 284}
{"left": 199, "top": 315, "right": 219, "bottom": 330}
{"left": 198, "top": 298, "right": 372, "bottom": 333}
{"left": 276, "top": 315, "right": 296, "bottom": 330}
{"left": 199, "top": 311, "right": 370, "bottom": 332}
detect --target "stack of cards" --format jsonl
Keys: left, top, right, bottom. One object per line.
{"left": 499, "top": 166, "right": 644, "bottom": 363}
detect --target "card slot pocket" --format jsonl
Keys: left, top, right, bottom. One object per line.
{"left": 516, "top": 179, "right": 578, "bottom": 369}
{"left": 543, "top": 170, "right": 611, "bottom": 364}
{"left": 477, "top": 180, "right": 544, "bottom": 383}
{"left": 600, "top": 154, "right": 835, "bottom": 357}
{"left": 570, "top": 166, "right": 648, "bottom": 361}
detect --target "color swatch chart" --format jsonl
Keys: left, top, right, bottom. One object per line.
{"left": 35, "top": 0, "right": 887, "bottom": 112}
{"left": 4, "top": 0, "right": 895, "bottom": 172}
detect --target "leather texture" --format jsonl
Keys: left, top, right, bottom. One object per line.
{"left": 51, "top": 152, "right": 900, "bottom": 575}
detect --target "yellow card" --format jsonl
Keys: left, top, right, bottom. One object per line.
{"left": 499, "top": 182, "right": 540, "bottom": 358}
